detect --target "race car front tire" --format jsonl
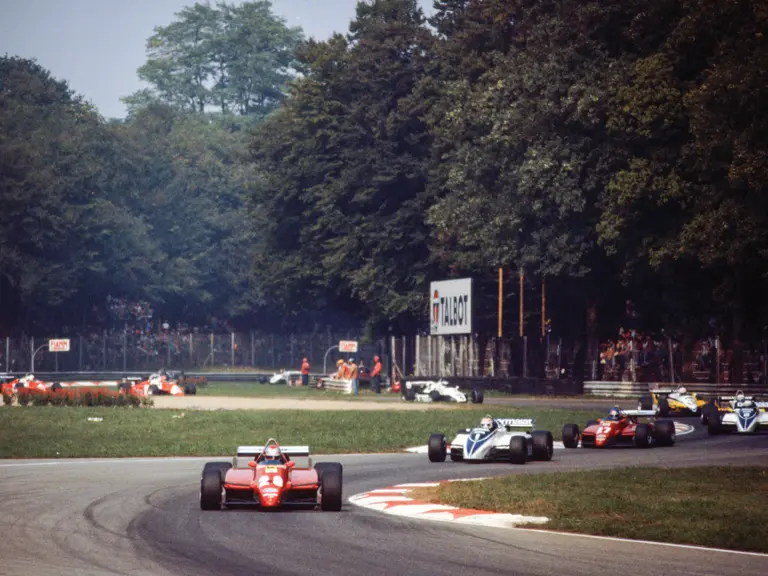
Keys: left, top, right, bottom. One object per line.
{"left": 200, "top": 462, "right": 231, "bottom": 510}
{"left": 430, "top": 390, "right": 442, "bottom": 402}
{"left": 428, "top": 434, "right": 447, "bottom": 463}
{"left": 706, "top": 409, "right": 723, "bottom": 435}
{"left": 319, "top": 463, "right": 343, "bottom": 511}
{"left": 653, "top": 420, "right": 676, "bottom": 446}
{"left": 701, "top": 402, "right": 717, "bottom": 427}
{"left": 562, "top": 424, "right": 580, "bottom": 448}
{"left": 471, "top": 388, "right": 484, "bottom": 404}
{"left": 634, "top": 423, "right": 652, "bottom": 448}
{"left": 532, "top": 431, "right": 554, "bottom": 461}
{"left": 657, "top": 397, "right": 671, "bottom": 417}
{"left": 508, "top": 436, "right": 527, "bottom": 464}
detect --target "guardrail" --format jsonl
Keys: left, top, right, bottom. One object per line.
{"left": 584, "top": 381, "right": 768, "bottom": 398}
{"left": 2, "top": 371, "right": 327, "bottom": 384}
{"left": 320, "top": 378, "right": 353, "bottom": 394}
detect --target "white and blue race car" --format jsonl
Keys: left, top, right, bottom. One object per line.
{"left": 427, "top": 415, "right": 553, "bottom": 465}
{"left": 704, "top": 391, "right": 768, "bottom": 434}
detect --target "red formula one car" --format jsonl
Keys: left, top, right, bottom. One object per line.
{"left": 562, "top": 407, "right": 676, "bottom": 448}
{"left": 1, "top": 374, "right": 48, "bottom": 396}
{"left": 118, "top": 370, "right": 197, "bottom": 396}
{"left": 199, "top": 439, "right": 343, "bottom": 511}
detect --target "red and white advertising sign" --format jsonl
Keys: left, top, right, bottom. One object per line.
{"left": 48, "top": 339, "right": 71, "bottom": 352}
{"left": 339, "top": 340, "right": 358, "bottom": 353}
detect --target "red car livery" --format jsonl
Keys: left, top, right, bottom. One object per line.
{"left": 199, "top": 439, "right": 342, "bottom": 511}
{"left": 562, "top": 408, "right": 676, "bottom": 448}
{"left": 118, "top": 371, "right": 197, "bottom": 396}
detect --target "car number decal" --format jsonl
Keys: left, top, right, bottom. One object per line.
{"left": 265, "top": 466, "right": 278, "bottom": 473}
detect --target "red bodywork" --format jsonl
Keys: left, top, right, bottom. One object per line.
{"left": 580, "top": 416, "right": 649, "bottom": 447}
{"left": 1, "top": 376, "right": 47, "bottom": 396}
{"left": 223, "top": 454, "right": 320, "bottom": 508}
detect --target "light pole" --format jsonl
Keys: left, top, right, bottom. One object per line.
{"left": 323, "top": 345, "right": 339, "bottom": 375}
{"left": 30, "top": 344, "right": 48, "bottom": 373}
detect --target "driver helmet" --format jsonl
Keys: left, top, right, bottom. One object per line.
{"left": 736, "top": 391, "right": 745, "bottom": 402}
{"left": 608, "top": 407, "right": 622, "bottom": 420}
{"left": 480, "top": 415, "right": 494, "bottom": 430}
{"left": 337, "top": 359, "right": 344, "bottom": 366}
{"left": 264, "top": 445, "right": 281, "bottom": 460}
{"left": 678, "top": 386, "right": 687, "bottom": 394}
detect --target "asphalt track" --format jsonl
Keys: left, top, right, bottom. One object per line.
{"left": 1, "top": 419, "right": 767, "bottom": 576}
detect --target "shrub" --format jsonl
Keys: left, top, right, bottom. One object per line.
{"left": 17, "top": 389, "right": 31, "bottom": 406}
{"left": 30, "top": 390, "right": 50, "bottom": 406}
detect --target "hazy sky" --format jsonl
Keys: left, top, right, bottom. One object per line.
{"left": 1, "top": 0, "right": 435, "bottom": 119}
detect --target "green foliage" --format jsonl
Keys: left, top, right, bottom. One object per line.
{"left": 126, "top": 1, "right": 303, "bottom": 118}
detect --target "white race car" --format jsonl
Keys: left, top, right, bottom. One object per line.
{"left": 402, "top": 379, "right": 483, "bottom": 403}
{"left": 269, "top": 370, "right": 302, "bottom": 385}
{"left": 427, "top": 415, "right": 553, "bottom": 464}
{"left": 704, "top": 391, "right": 768, "bottom": 434}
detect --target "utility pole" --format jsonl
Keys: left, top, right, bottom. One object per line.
{"left": 519, "top": 269, "right": 524, "bottom": 337}
{"left": 497, "top": 267, "right": 503, "bottom": 337}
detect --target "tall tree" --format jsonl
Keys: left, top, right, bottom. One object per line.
{"left": 126, "top": 1, "right": 303, "bottom": 118}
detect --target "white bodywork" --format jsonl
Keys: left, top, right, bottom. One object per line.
{"left": 646, "top": 387, "right": 701, "bottom": 413}
{"left": 270, "top": 371, "right": 301, "bottom": 385}
{"left": 404, "top": 379, "right": 468, "bottom": 403}
{"left": 715, "top": 395, "right": 768, "bottom": 433}
{"left": 450, "top": 418, "right": 536, "bottom": 460}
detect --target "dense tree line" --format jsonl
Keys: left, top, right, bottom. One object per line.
{"left": 2, "top": 0, "right": 767, "bottom": 349}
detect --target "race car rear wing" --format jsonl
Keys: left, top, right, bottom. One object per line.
{"left": 236, "top": 445, "right": 311, "bottom": 458}
{"left": 621, "top": 410, "right": 657, "bottom": 417}
{"left": 496, "top": 418, "right": 536, "bottom": 430}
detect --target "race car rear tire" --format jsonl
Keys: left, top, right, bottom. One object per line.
{"left": 428, "top": 434, "right": 447, "bottom": 463}
{"left": 402, "top": 387, "right": 416, "bottom": 402}
{"left": 200, "top": 462, "right": 231, "bottom": 510}
{"left": 638, "top": 395, "right": 653, "bottom": 411}
{"left": 315, "top": 462, "right": 344, "bottom": 486}
{"left": 118, "top": 382, "right": 132, "bottom": 394}
{"left": 471, "top": 388, "right": 484, "bottom": 404}
{"left": 707, "top": 410, "right": 723, "bottom": 435}
{"left": 508, "top": 436, "right": 527, "bottom": 464}
{"left": 149, "top": 384, "right": 159, "bottom": 395}
{"left": 319, "top": 463, "right": 343, "bottom": 511}
{"left": 634, "top": 423, "right": 652, "bottom": 448}
{"left": 562, "top": 424, "right": 580, "bottom": 448}
{"left": 654, "top": 420, "right": 676, "bottom": 446}
{"left": 51, "top": 382, "right": 62, "bottom": 392}
{"left": 532, "top": 431, "right": 554, "bottom": 461}
{"left": 430, "top": 390, "right": 442, "bottom": 402}
{"left": 184, "top": 383, "right": 197, "bottom": 395}
{"left": 657, "top": 397, "right": 671, "bottom": 417}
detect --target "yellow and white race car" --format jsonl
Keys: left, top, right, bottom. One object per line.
{"left": 638, "top": 387, "right": 707, "bottom": 416}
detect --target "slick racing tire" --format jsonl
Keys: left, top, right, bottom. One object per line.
{"left": 430, "top": 389, "right": 442, "bottom": 402}
{"left": 402, "top": 387, "right": 416, "bottom": 402}
{"left": 634, "top": 423, "right": 652, "bottom": 448}
{"left": 319, "top": 463, "right": 343, "bottom": 511}
{"left": 508, "top": 436, "right": 528, "bottom": 464}
{"left": 184, "top": 382, "right": 197, "bottom": 395}
{"left": 315, "top": 462, "right": 344, "bottom": 486}
{"left": 118, "top": 382, "right": 132, "bottom": 394}
{"left": 149, "top": 384, "right": 160, "bottom": 395}
{"left": 706, "top": 409, "right": 723, "bottom": 435}
{"left": 532, "top": 430, "right": 554, "bottom": 461}
{"left": 428, "top": 433, "right": 447, "bottom": 463}
{"left": 653, "top": 419, "right": 676, "bottom": 446}
{"left": 701, "top": 402, "right": 717, "bottom": 426}
{"left": 200, "top": 462, "right": 231, "bottom": 510}
{"left": 638, "top": 395, "right": 654, "bottom": 411}
{"left": 562, "top": 424, "right": 580, "bottom": 448}
{"left": 657, "top": 396, "right": 671, "bottom": 417}
{"left": 471, "top": 388, "right": 484, "bottom": 404}
{"left": 50, "top": 382, "right": 62, "bottom": 392}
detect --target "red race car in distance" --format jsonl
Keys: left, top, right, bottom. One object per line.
{"left": 562, "top": 407, "right": 676, "bottom": 449}
{"left": 199, "top": 439, "right": 342, "bottom": 511}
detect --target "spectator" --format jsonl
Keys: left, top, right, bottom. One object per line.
{"left": 348, "top": 358, "right": 359, "bottom": 395}
{"left": 371, "top": 355, "right": 383, "bottom": 394}
{"left": 300, "top": 357, "right": 310, "bottom": 387}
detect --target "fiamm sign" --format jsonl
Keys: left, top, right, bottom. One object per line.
{"left": 430, "top": 278, "right": 472, "bottom": 335}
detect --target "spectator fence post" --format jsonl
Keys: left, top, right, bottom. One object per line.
{"left": 30, "top": 336, "right": 34, "bottom": 372}
{"left": 5, "top": 336, "right": 9, "bottom": 372}
{"left": 123, "top": 326, "right": 127, "bottom": 372}
{"left": 79, "top": 335, "right": 83, "bottom": 371}
{"left": 231, "top": 332, "right": 235, "bottom": 367}
{"left": 523, "top": 335, "right": 528, "bottom": 378}
{"left": 210, "top": 333, "right": 215, "bottom": 367}
{"left": 251, "top": 331, "right": 255, "bottom": 367}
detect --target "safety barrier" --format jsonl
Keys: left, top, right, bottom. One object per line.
{"left": 585, "top": 381, "right": 768, "bottom": 398}
{"left": 320, "top": 378, "right": 352, "bottom": 394}
{"left": 2, "top": 371, "right": 324, "bottom": 383}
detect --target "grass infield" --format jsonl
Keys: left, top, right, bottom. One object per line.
{"left": 411, "top": 466, "right": 768, "bottom": 554}
{"left": 0, "top": 406, "right": 600, "bottom": 459}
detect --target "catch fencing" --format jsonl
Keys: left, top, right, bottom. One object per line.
{"left": 0, "top": 332, "right": 387, "bottom": 375}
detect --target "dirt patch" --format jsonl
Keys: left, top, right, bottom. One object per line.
{"left": 151, "top": 395, "right": 461, "bottom": 411}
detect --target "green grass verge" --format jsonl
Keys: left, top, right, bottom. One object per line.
{"left": 412, "top": 467, "right": 768, "bottom": 554}
{"left": 0, "top": 406, "right": 599, "bottom": 458}
{"left": 197, "top": 382, "right": 383, "bottom": 399}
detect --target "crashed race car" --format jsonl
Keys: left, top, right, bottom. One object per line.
{"left": 118, "top": 370, "right": 197, "bottom": 396}
{"left": 1, "top": 374, "right": 48, "bottom": 396}
{"left": 402, "top": 379, "right": 484, "bottom": 404}
{"left": 199, "top": 438, "right": 343, "bottom": 511}
{"left": 638, "top": 386, "right": 707, "bottom": 416}
{"left": 562, "top": 407, "right": 676, "bottom": 448}
{"left": 428, "top": 414, "right": 553, "bottom": 464}
{"left": 702, "top": 391, "right": 768, "bottom": 434}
